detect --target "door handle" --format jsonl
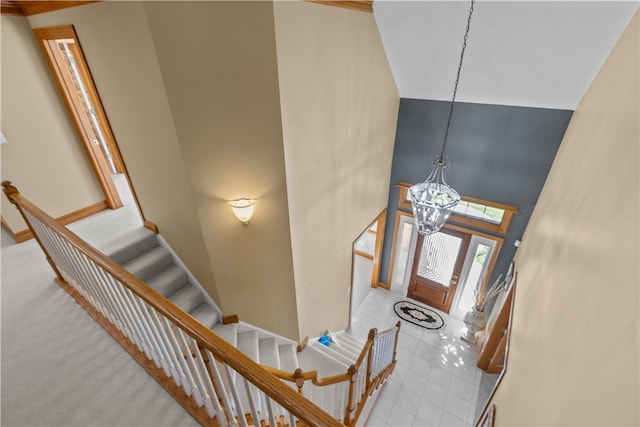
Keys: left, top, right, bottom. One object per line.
{"left": 450, "top": 274, "right": 459, "bottom": 286}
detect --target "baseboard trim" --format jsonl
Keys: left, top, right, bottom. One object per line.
{"left": 377, "top": 281, "right": 390, "bottom": 290}
{"left": 1, "top": 219, "right": 14, "bottom": 237}
{"left": 54, "top": 277, "right": 214, "bottom": 426}
{"left": 6, "top": 201, "right": 108, "bottom": 243}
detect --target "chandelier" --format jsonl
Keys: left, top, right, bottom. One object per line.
{"left": 410, "top": 0, "right": 476, "bottom": 235}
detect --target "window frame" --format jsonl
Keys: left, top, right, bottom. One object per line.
{"left": 396, "top": 182, "right": 519, "bottom": 234}
{"left": 33, "top": 25, "right": 125, "bottom": 209}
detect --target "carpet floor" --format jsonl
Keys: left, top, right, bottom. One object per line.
{"left": 1, "top": 175, "right": 199, "bottom": 426}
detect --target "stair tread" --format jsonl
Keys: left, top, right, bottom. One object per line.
{"left": 310, "top": 341, "right": 354, "bottom": 366}
{"left": 98, "top": 227, "right": 158, "bottom": 265}
{"left": 331, "top": 333, "right": 362, "bottom": 357}
{"left": 298, "top": 344, "right": 349, "bottom": 377}
{"left": 336, "top": 331, "right": 364, "bottom": 348}
{"left": 334, "top": 339, "right": 361, "bottom": 356}
{"left": 336, "top": 337, "right": 361, "bottom": 352}
{"left": 238, "top": 331, "right": 260, "bottom": 363}
{"left": 212, "top": 323, "right": 238, "bottom": 348}
{"left": 329, "top": 342, "right": 360, "bottom": 361}
{"left": 123, "top": 246, "right": 173, "bottom": 281}
{"left": 169, "top": 285, "right": 203, "bottom": 314}
{"left": 278, "top": 344, "right": 299, "bottom": 372}
{"left": 147, "top": 265, "right": 188, "bottom": 297}
{"left": 189, "top": 303, "right": 220, "bottom": 329}
{"left": 258, "top": 338, "right": 280, "bottom": 369}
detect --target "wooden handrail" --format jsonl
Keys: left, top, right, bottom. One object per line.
{"left": 263, "top": 366, "right": 352, "bottom": 387}
{"left": 262, "top": 322, "right": 399, "bottom": 389}
{"left": 2, "top": 181, "right": 341, "bottom": 427}
{"left": 263, "top": 321, "right": 401, "bottom": 426}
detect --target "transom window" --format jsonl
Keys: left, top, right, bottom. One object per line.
{"left": 396, "top": 182, "right": 518, "bottom": 234}
{"left": 453, "top": 200, "right": 505, "bottom": 225}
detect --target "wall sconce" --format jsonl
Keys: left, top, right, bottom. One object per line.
{"left": 228, "top": 199, "right": 255, "bottom": 226}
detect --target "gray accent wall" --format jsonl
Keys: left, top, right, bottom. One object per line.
{"left": 380, "top": 98, "right": 573, "bottom": 291}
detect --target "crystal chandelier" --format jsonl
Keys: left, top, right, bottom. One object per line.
{"left": 410, "top": 0, "right": 475, "bottom": 235}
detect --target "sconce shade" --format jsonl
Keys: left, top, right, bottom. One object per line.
{"left": 229, "top": 199, "right": 255, "bottom": 225}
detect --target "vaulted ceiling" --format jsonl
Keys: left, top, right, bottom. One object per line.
{"left": 374, "top": 1, "right": 639, "bottom": 110}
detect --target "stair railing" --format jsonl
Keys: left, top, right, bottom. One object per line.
{"left": 2, "top": 181, "right": 341, "bottom": 427}
{"left": 263, "top": 322, "right": 401, "bottom": 426}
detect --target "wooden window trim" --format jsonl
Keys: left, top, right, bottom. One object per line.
{"left": 354, "top": 250, "right": 374, "bottom": 260}
{"left": 396, "top": 182, "right": 518, "bottom": 234}
{"left": 1, "top": 1, "right": 99, "bottom": 16}
{"left": 387, "top": 209, "right": 504, "bottom": 299}
{"left": 371, "top": 210, "right": 386, "bottom": 288}
{"left": 307, "top": 0, "right": 372, "bottom": 13}
{"left": 33, "top": 25, "right": 124, "bottom": 209}
{"left": 385, "top": 210, "right": 414, "bottom": 290}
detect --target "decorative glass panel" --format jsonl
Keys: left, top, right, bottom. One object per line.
{"left": 417, "top": 232, "right": 463, "bottom": 287}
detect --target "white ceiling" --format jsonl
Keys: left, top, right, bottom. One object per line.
{"left": 373, "top": 0, "right": 639, "bottom": 110}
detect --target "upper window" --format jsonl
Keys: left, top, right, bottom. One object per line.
{"left": 453, "top": 200, "right": 505, "bottom": 225}
{"left": 33, "top": 25, "right": 124, "bottom": 209}
{"left": 397, "top": 182, "right": 518, "bottom": 234}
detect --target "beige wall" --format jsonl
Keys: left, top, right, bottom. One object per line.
{"left": 274, "top": 2, "right": 399, "bottom": 338}
{"left": 13, "top": 1, "right": 399, "bottom": 341}
{"left": 27, "top": 2, "right": 221, "bottom": 304}
{"left": 143, "top": 1, "right": 298, "bottom": 339}
{"left": 490, "top": 10, "right": 639, "bottom": 426}
{"left": 0, "top": 14, "right": 103, "bottom": 232}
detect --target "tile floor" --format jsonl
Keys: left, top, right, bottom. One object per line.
{"left": 349, "top": 288, "right": 491, "bottom": 427}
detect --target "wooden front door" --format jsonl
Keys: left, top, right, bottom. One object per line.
{"left": 408, "top": 227, "right": 471, "bottom": 313}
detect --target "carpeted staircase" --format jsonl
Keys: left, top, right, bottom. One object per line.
{"left": 94, "top": 227, "right": 367, "bottom": 422}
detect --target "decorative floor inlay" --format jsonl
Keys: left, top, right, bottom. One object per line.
{"left": 393, "top": 300, "right": 445, "bottom": 330}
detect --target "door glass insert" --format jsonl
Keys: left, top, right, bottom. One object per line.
{"left": 416, "top": 232, "right": 463, "bottom": 287}
{"left": 47, "top": 38, "right": 118, "bottom": 174}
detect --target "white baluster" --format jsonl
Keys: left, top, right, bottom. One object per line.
{"left": 206, "top": 349, "right": 235, "bottom": 427}
{"left": 223, "top": 364, "right": 247, "bottom": 427}
{"left": 189, "top": 336, "right": 217, "bottom": 416}
{"left": 175, "top": 329, "right": 204, "bottom": 407}
{"left": 241, "top": 377, "right": 260, "bottom": 427}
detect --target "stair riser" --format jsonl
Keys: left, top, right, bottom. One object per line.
{"left": 108, "top": 232, "right": 159, "bottom": 265}
{"left": 169, "top": 286, "right": 204, "bottom": 314}
{"left": 125, "top": 248, "right": 174, "bottom": 281}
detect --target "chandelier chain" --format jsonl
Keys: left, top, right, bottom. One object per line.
{"left": 439, "top": 0, "right": 475, "bottom": 162}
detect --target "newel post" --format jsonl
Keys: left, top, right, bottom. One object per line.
{"left": 2, "top": 181, "right": 65, "bottom": 283}
{"left": 293, "top": 368, "right": 306, "bottom": 394}
{"left": 1, "top": 180, "right": 18, "bottom": 201}
{"left": 392, "top": 321, "right": 401, "bottom": 365}
{"left": 343, "top": 364, "right": 358, "bottom": 426}
{"left": 365, "top": 328, "right": 377, "bottom": 391}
